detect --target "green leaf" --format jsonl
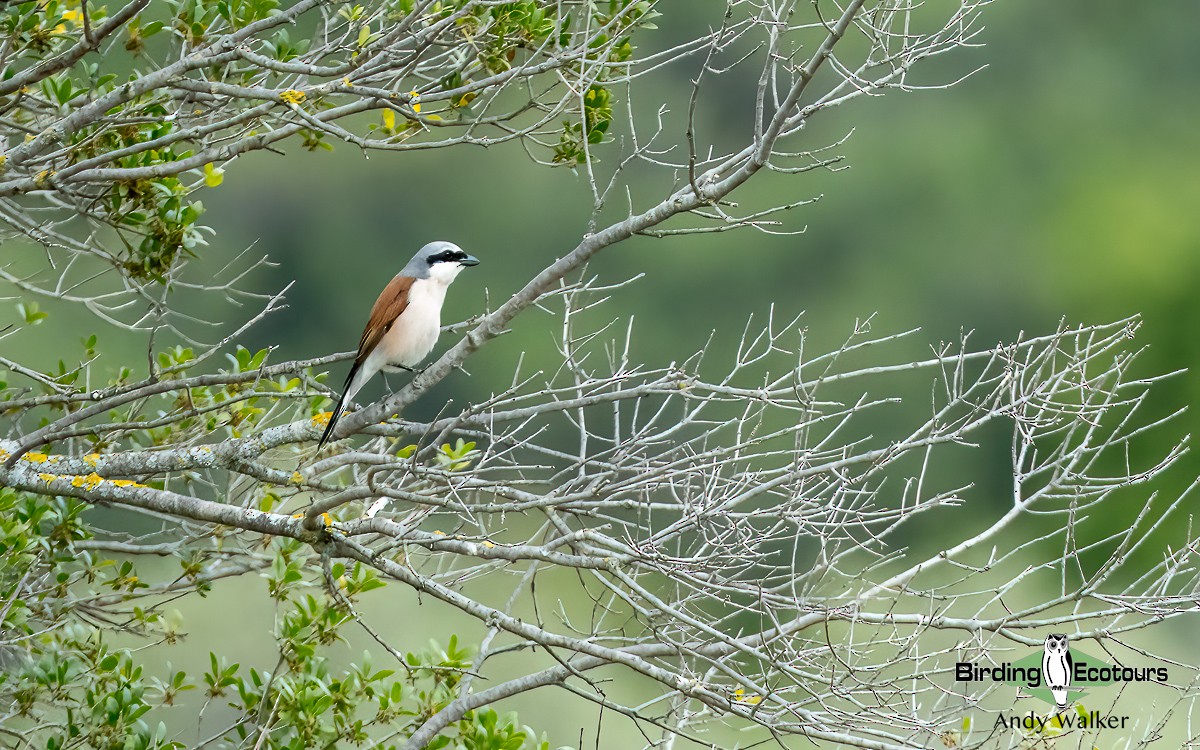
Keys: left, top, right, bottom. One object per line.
{"left": 16, "top": 301, "right": 48, "bottom": 325}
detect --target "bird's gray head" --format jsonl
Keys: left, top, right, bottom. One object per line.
{"left": 401, "top": 241, "right": 480, "bottom": 283}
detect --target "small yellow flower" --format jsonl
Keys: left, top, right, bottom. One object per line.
{"left": 733, "top": 687, "right": 762, "bottom": 705}
{"left": 203, "top": 162, "right": 224, "bottom": 187}
{"left": 311, "top": 411, "right": 332, "bottom": 426}
{"left": 290, "top": 471, "right": 304, "bottom": 485}
{"left": 279, "top": 89, "right": 306, "bottom": 105}
{"left": 341, "top": 77, "right": 353, "bottom": 87}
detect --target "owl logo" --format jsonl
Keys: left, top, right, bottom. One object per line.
{"left": 1041, "top": 633, "right": 1073, "bottom": 711}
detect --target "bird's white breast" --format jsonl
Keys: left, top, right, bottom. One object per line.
{"left": 375, "top": 277, "right": 448, "bottom": 368}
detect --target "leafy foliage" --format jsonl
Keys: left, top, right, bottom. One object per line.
{"left": 0, "top": 488, "right": 566, "bottom": 750}
{"left": 0, "top": 0, "right": 656, "bottom": 284}
{"left": 0, "top": 329, "right": 548, "bottom": 748}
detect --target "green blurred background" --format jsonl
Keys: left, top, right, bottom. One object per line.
{"left": 206, "top": 1, "right": 1200, "bottom": 422}
{"left": 4, "top": 0, "right": 1198, "bottom": 745}
{"left": 193, "top": 0, "right": 1200, "bottom": 738}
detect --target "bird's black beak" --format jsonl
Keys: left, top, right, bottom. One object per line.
{"left": 460, "top": 255, "right": 480, "bottom": 267}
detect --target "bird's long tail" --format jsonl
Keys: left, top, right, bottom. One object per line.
{"left": 318, "top": 364, "right": 365, "bottom": 448}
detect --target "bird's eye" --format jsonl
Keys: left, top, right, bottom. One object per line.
{"left": 427, "top": 249, "right": 466, "bottom": 265}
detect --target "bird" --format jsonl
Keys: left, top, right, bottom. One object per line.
{"left": 1041, "top": 633, "right": 1072, "bottom": 712}
{"left": 318, "top": 241, "right": 479, "bottom": 447}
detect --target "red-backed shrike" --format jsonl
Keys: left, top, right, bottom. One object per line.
{"left": 318, "top": 241, "right": 479, "bottom": 447}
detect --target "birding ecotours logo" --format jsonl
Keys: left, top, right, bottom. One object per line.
{"left": 956, "top": 634, "right": 1168, "bottom": 730}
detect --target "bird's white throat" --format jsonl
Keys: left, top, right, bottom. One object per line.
{"left": 428, "top": 261, "right": 466, "bottom": 285}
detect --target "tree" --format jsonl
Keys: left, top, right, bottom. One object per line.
{"left": 2, "top": 1, "right": 1197, "bottom": 749}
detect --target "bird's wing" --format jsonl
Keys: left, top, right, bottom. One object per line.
{"left": 355, "top": 274, "right": 415, "bottom": 370}
{"left": 318, "top": 275, "right": 415, "bottom": 448}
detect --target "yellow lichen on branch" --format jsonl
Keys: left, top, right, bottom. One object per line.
{"left": 31, "top": 470, "right": 145, "bottom": 489}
